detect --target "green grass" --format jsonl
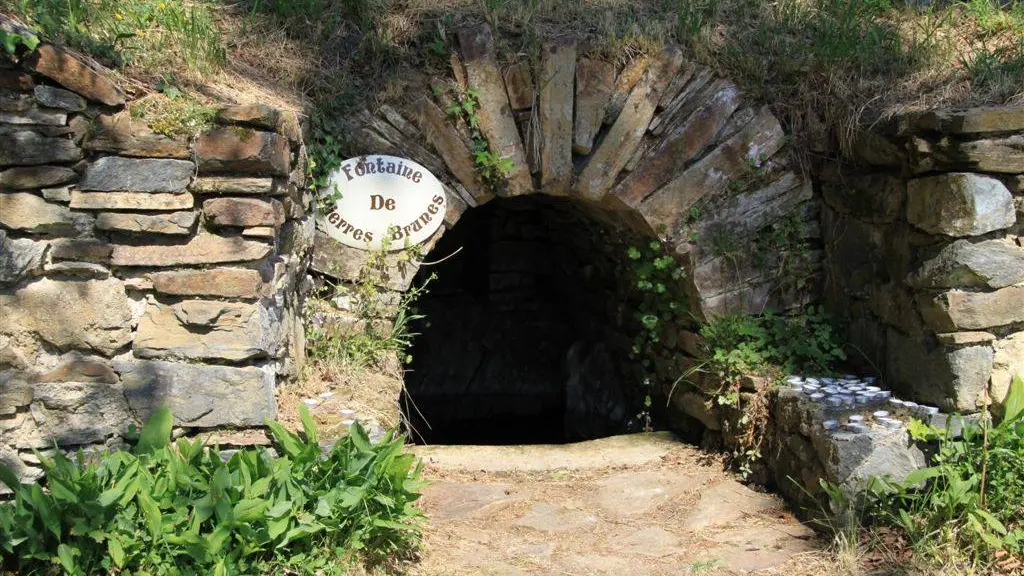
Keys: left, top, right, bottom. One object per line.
{"left": 0, "top": 407, "right": 424, "bottom": 575}
{"left": 11, "top": 0, "right": 225, "bottom": 74}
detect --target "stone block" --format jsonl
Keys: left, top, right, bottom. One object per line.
{"left": 0, "top": 131, "right": 82, "bottom": 166}
{"left": 990, "top": 332, "right": 1024, "bottom": 417}
{"left": 203, "top": 197, "right": 284, "bottom": 228}
{"left": 15, "top": 380, "right": 131, "bottom": 448}
{"left": 0, "top": 277, "right": 132, "bottom": 356}
{"left": 604, "top": 57, "right": 649, "bottom": 124}
{"left": 50, "top": 238, "right": 113, "bottom": 263}
{"left": 110, "top": 234, "right": 272, "bottom": 267}
{"left": 190, "top": 176, "right": 284, "bottom": 195}
{"left": 936, "top": 332, "right": 997, "bottom": 345}
{"left": 150, "top": 267, "right": 266, "bottom": 299}
{"left": 33, "top": 85, "right": 86, "bottom": 111}
{"left": 0, "top": 165, "right": 77, "bottom": 190}
{"left": 913, "top": 106, "right": 1024, "bottom": 134}
{"left": 573, "top": 58, "right": 615, "bottom": 155}
{"left": 502, "top": 61, "right": 534, "bottom": 111}
{"left": 80, "top": 156, "right": 194, "bottom": 193}
{"left": 886, "top": 328, "right": 993, "bottom": 412}
{"left": 134, "top": 300, "right": 281, "bottom": 361}
{"left": 908, "top": 239, "right": 1024, "bottom": 289}
{"left": 0, "top": 192, "right": 79, "bottom": 234}
{"left": 96, "top": 211, "right": 196, "bottom": 235}
{"left": 907, "top": 173, "right": 1015, "bottom": 236}
{"left": 918, "top": 286, "right": 1024, "bottom": 331}
{"left": 83, "top": 112, "right": 191, "bottom": 159}
{"left": 0, "top": 371, "right": 32, "bottom": 415}
{"left": 70, "top": 191, "right": 193, "bottom": 210}
{"left": 115, "top": 360, "right": 275, "bottom": 428}
{"left": 36, "top": 355, "right": 118, "bottom": 384}
{"left": 538, "top": 40, "right": 576, "bottom": 195}
{"left": 195, "top": 128, "right": 290, "bottom": 176}
{"left": 410, "top": 98, "right": 492, "bottom": 205}
{"left": 612, "top": 80, "right": 741, "bottom": 207}
{"left": 455, "top": 23, "right": 533, "bottom": 196}
{"left": 947, "top": 135, "right": 1024, "bottom": 174}
{"left": 0, "top": 105, "right": 66, "bottom": 126}
{"left": 23, "top": 44, "right": 125, "bottom": 106}
{"left": 216, "top": 104, "right": 280, "bottom": 130}
{"left": 0, "top": 230, "right": 45, "bottom": 285}
{"left": 671, "top": 392, "right": 721, "bottom": 430}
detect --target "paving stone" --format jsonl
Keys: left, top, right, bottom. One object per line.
{"left": 115, "top": 359, "right": 276, "bottom": 427}
{"left": 0, "top": 131, "right": 82, "bottom": 166}
{"left": 918, "top": 286, "right": 1024, "bottom": 332}
{"left": 80, "top": 156, "right": 194, "bottom": 193}
{"left": 0, "top": 192, "right": 78, "bottom": 234}
{"left": 907, "top": 173, "right": 1015, "bottom": 236}
{"left": 216, "top": 104, "right": 280, "bottom": 130}
{"left": 203, "top": 197, "right": 284, "bottom": 228}
{"left": 909, "top": 238, "right": 1024, "bottom": 289}
{"left": 110, "top": 234, "right": 272, "bottom": 266}
{"left": 96, "top": 211, "right": 196, "bottom": 235}
{"left": 587, "top": 470, "right": 694, "bottom": 518}
{"left": 134, "top": 300, "right": 281, "bottom": 361}
{"left": 23, "top": 44, "right": 126, "bottom": 106}
{"left": 0, "top": 277, "right": 132, "bottom": 356}
{"left": 537, "top": 39, "right": 575, "bottom": 195}
{"left": 410, "top": 97, "right": 493, "bottom": 205}
{"left": 70, "top": 191, "right": 194, "bottom": 210}
{"left": 455, "top": 23, "right": 533, "bottom": 196}
{"left": 573, "top": 57, "right": 615, "bottom": 155}
{"left": 576, "top": 46, "right": 684, "bottom": 201}
{"left": 604, "top": 527, "right": 681, "bottom": 558}
{"left": 640, "top": 107, "right": 785, "bottom": 238}
{"left": 150, "top": 267, "right": 266, "bottom": 299}
{"left": 514, "top": 502, "right": 599, "bottom": 533}
{"left": 190, "top": 176, "right": 283, "bottom": 195}
{"left": 0, "top": 165, "right": 77, "bottom": 190}
{"left": 700, "top": 525, "right": 815, "bottom": 573}
{"left": 682, "top": 482, "right": 782, "bottom": 530}
{"left": 83, "top": 113, "right": 191, "bottom": 159}
{"left": 195, "top": 128, "right": 290, "bottom": 176}
{"left": 33, "top": 85, "right": 86, "bottom": 111}
{"left": 423, "top": 482, "right": 518, "bottom": 519}
{"left": 612, "top": 79, "right": 741, "bottom": 207}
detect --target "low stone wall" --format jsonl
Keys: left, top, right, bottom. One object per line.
{"left": 821, "top": 107, "right": 1023, "bottom": 416}
{"left": 0, "top": 39, "right": 312, "bottom": 485}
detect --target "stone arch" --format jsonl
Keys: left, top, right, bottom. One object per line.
{"left": 315, "top": 22, "right": 820, "bottom": 321}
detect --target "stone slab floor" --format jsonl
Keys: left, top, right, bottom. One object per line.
{"left": 408, "top": 433, "right": 834, "bottom": 575}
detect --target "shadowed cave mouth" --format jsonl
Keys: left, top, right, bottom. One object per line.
{"left": 401, "top": 195, "right": 658, "bottom": 445}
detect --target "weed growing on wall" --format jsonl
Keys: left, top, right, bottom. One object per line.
{"left": 0, "top": 406, "right": 424, "bottom": 575}
{"left": 127, "top": 79, "right": 217, "bottom": 137}
{"left": 445, "top": 87, "right": 515, "bottom": 190}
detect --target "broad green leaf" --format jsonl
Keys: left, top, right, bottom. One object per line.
{"left": 56, "top": 543, "right": 78, "bottom": 574}
{"left": 48, "top": 479, "right": 77, "bottom": 503}
{"left": 208, "top": 524, "right": 232, "bottom": 554}
{"left": 268, "top": 516, "right": 289, "bottom": 540}
{"left": 266, "top": 500, "right": 292, "bottom": 518}
{"left": 299, "top": 403, "right": 318, "bottom": 445}
{"left": 135, "top": 406, "right": 174, "bottom": 454}
{"left": 107, "top": 538, "right": 125, "bottom": 568}
{"left": 232, "top": 498, "right": 268, "bottom": 523}
{"left": 266, "top": 419, "right": 303, "bottom": 458}
{"left": 901, "top": 466, "right": 943, "bottom": 487}
{"left": 138, "top": 492, "right": 162, "bottom": 541}
{"left": 1003, "top": 373, "right": 1024, "bottom": 423}
{"left": 0, "top": 464, "right": 21, "bottom": 491}
{"left": 349, "top": 421, "right": 373, "bottom": 453}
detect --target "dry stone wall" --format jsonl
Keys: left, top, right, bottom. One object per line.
{"left": 0, "top": 39, "right": 312, "bottom": 486}
{"left": 823, "top": 107, "right": 1023, "bottom": 416}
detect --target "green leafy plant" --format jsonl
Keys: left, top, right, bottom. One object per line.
{"left": 0, "top": 406, "right": 424, "bottom": 575}
{"left": 0, "top": 27, "right": 40, "bottom": 55}
{"left": 447, "top": 87, "right": 515, "bottom": 190}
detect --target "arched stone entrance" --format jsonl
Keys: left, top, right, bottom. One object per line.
{"left": 312, "top": 21, "right": 821, "bottom": 443}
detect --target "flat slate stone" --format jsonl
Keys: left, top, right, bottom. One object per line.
{"left": 115, "top": 359, "right": 275, "bottom": 427}
{"left": 573, "top": 58, "right": 615, "bottom": 155}
{"left": 0, "top": 192, "right": 78, "bottom": 234}
{"left": 0, "top": 165, "right": 77, "bottom": 190}
{"left": 918, "top": 286, "right": 1024, "bottom": 332}
{"left": 96, "top": 211, "right": 196, "bottom": 235}
{"left": 150, "top": 267, "right": 266, "bottom": 299}
{"left": 887, "top": 327, "right": 994, "bottom": 412}
{"left": 70, "top": 191, "right": 194, "bottom": 211}
{"left": 83, "top": 113, "right": 190, "bottom": 159}
{"left": 216, "top": 104, "right": 280, "bottom": 130}
{"left": 612, "top": 79, "right": 741, "bottom": 207}
{"left": 649, "top": 66, "right": 713, "bottom": 136}
{"left": 33, "top": 85, "right": 86, "bottom": 111}
{"left": 913, "top": 106, "right": 1024, "bottom": 134}
{"left": 639, "top": 107, "right": 785, "bottom": 238}
{"left": 23, "top": 44, "right": 125, "bottom": 106}
{"left": 195, "top": 128, "right": 290, "bottom": 176}
{"left": 0, "top": 106, "right": 66, "bottom": 126}
{"left": 204, "top": 197, "right": 284, "bottom": 228}
{"left": 0, "top": 230, "right": 45, "bottom": 285}
{"left": 909, "top": 238, "right": 1024, "bottom": 289}
{"left": 410, "top": 97, "right": 493, "bottom": 205}
{"left": 502, "top": 61, "right": 534, "bottom": 111}
{"left": 604, "top": 57, "right": 649, "bottom": 124}
{"left": 907, "top": 173, "right": 1014, "bottom": 236}
{"left": 538, "top": 40, "right": 576, "bottom": 195}
{"left": 110, "top": 234, "right": 272, "bottom": 267}
{"left": 50, "top": 238, "right": 113, "bottom": 263}
{"left": 949, "top": 134, "right": 1024, "bottom": 174}
{"left": 0, "top": 131, "right": 82, "bottom": 166}
{"left": 80, "top": 156, "right": 194, "bottom": 193}
{"left": 133, "top": 300, "right": 279, "bottom": 361}
{"left": 190, "top": 176, "right": 283, "bottom": 195}
{"left": 455, "top": 23, "right": 534, "bottom": 196}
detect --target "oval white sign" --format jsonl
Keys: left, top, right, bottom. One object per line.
{"left": 316, "top": 155, "right": 447, "bottom": 252}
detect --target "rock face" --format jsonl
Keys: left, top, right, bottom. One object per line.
{"left": 80, "top": 156, "right": 194, "bottom": 192}
{"left": 906, "top": 173, "right": 1015, "bottom": 236}
{"left": 0, "top": 278, "right": 133, "bottom": 356}
{"left": 886, "top": 329, "right": 993, "bottom": 411}
{"left": 909, "top": 239, "right": 1024, "bottom": 289}
{"left": 116, "top": 360, "right": 275, "bottom": 427}
{"left": 134, "top": 300, "right": 281, "bottom": 361}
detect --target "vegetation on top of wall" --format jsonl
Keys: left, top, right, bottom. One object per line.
{"left": 824, "top": 374, "right": 1024, "bottom": 573}
{"left": 0, "top": 407, "right": 424, "bottom": 576}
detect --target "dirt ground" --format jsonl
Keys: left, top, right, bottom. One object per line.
{"left": 406, "top": 433, "right": 842, "bottom": 576}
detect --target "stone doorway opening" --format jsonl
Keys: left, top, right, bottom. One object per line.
{"left": 401, "top": 195, "right": 646, "bottom": 445}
